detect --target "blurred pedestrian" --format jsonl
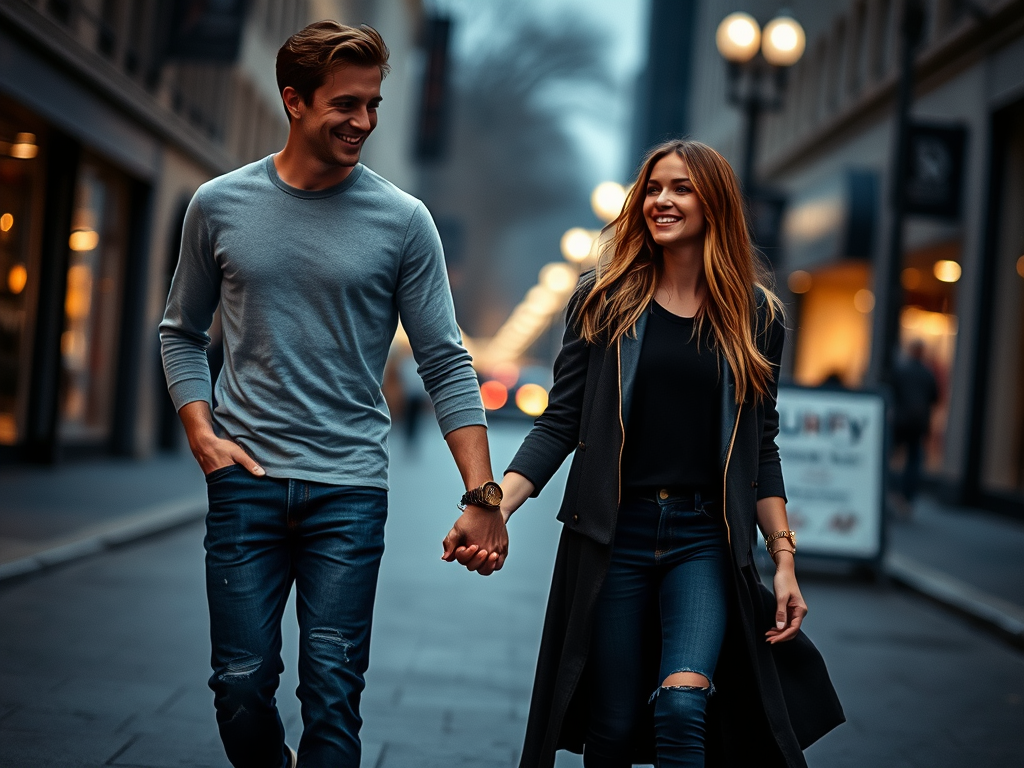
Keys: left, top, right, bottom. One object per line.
{"left": 397, "top": 351, "right": 428, "bottom": 450}
{"left": 448, "top": 140, "right": 843, "bottom": 767}
{"left": 891, "top": 339, "right": 938, "bottom": 509}
{"left": 160, "top": 21, "right": 506, "bottom": 768}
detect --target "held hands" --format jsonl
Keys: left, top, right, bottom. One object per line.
{"left": 765, "top": 551, "right": 807, "bottom": 644}
{"left": 441, "top": 505, "right": 509, "bottom": 577}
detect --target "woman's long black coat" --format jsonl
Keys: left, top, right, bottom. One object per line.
{"left": 506, "top": 287, "right": 845, "bottom": 768}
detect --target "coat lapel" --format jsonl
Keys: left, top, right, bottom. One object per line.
{"left": 719, "top": 351, "right": 738, "bottom": 472}
{"left": 618, "top": 308, "right": 648, "bottom": 432}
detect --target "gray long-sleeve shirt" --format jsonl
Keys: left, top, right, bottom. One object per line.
{"left": 159, "top": 156, "right": 485, "bottom": 488}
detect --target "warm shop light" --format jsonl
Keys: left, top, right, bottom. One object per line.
{"left": 515, "top": 383, "right": 549, "bottom": 417}
{"left": 480, "top": 380, "right": 508, "bottom": 410}
{"left": 1016, "top": 255, "right": 1024, "bottom": 279}
{"left": 591, "top": 181, "right": 627, "bottom": 223}
{"left": 933, "top": 260, "right": 961, "bottom": 283}
{"left": 10, "top": 133, "right": 38, "bottom": 160}
{"left": 901, "top": 267, "right": 921, "bottom": 289}
{"left": 761, "top": 16, "right": 806, "bottom": 66}
{"left": 540, "top": 262, "right": 577, "bottom": 293}
{"left": 716, "top": 13, "right": 761, "bottom": 63}
{"left": 560, "top": 228, "right": 596, "bottom": 263}
{"left": 0, "top": 213, "right": 12, "bottom": 232}
{"left": 787, "top": 270, "right": 812, "bottom": 294}
{"left": 7, "top": 264, "right": 27, "bottom": 294}
{"left": 69, "top": 228, "right": 100, "bottom": 251}
{"left": 854, "top": 289, "right": 875, "bottom": 314}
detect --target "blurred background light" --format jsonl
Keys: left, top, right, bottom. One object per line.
{"left": 854, "top": 289, "right": 875, "bottom": 314}
{"left": 10, "top": 132, "right": 38, "bottom": 159}
{"left": 933, "top": 260, "right": 961, "bottom": 283}
{"left": 68, "top": 229, "right": 99, "bottom": 252}
{"left": 515, "top": 383, "right": 548, "bottom": 416}
{"left": 590, "top": 181, "right": 627, "bottom": 223}
{"left": 480, "top": 380, "right": 508, "bottom": 410}
{"left": 0, "top": 213, "right": 13, "bottom": 232}
{"left": 560, "top": 227, "right": 596, "bottom": 263}
{"left": 901, "top": 267, "right": 921, "bottom": 289}
{"left": 7, "top": 264, "right": 27, "bottom": 294}
{"left": 761, "top": 16, "right": 806, "bottom": 67}
{"left": 1016, "top": 255, "right": 1024, "bottom": 279}
{"left": 788, "top": 270, "right": 813, "bottom": 294}
{"left": 715, "top": 13, "right": 760, "bottom": 63}
{"left": 539, "top": 262, "right": 578, "bottom": 293}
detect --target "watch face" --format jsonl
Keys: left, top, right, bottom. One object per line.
{"left": 482, "top": 482, "right": 503, "bottom": 506}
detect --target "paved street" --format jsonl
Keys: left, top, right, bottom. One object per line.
{"left": 2, "top": 422, "right": 1023, "bottom": 767}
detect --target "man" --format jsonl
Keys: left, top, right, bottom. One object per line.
{"left": 891, "top": 339, "right": 939, "bottom": 511}
{"left": 160, "top": 22, "right": 506, "bottom": 768}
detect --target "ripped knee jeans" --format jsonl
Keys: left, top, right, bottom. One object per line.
{"left": 584, "top": 491, "right": 730, "bottom": 768}
{"left": 205, "top": 468, "right": 387, "bottom": 768}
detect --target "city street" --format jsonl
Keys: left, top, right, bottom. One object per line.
{"left": 1, "top": 422, "right": 1022, "bottom": 767}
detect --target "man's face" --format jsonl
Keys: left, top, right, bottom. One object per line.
{"left": 290, "top": 64, "right": 382, "bottom": 168}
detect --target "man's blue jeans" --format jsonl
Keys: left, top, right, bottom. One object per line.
{"left": 204, "top": 465, "right": 387, "bottom": 768}
{"left": 584, "top": 491, "right": 731, "bottom": 768}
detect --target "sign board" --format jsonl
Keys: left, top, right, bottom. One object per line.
{"left": 774, "top": 386, "right": 887, "bottom": 561}
{"left": 905, "top": 123, "right": 967, "bottom": 219}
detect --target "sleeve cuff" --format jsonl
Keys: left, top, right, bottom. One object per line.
{"left": 436, "top": 406, "right": 487, "bottom": 437}
{"left": 167, "top": 378, "right": 213, "bottom": 413}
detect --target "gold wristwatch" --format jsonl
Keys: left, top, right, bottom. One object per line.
{"left": 459, "top": 481, "right": 503, "bottom": 511}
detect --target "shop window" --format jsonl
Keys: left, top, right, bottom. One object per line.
{"left": 58, "top": 156, "right": 129, "bottom": 444}
{"left": 982, "top": 107, "right": 1024, "bottom": 496}
{"left": 0, "top": 124, "right": 43, "bottom": 446}
{"left": 791, "top": 260, "right": 874, "bottom": 388}
{"left": 897, "top": 240, "right": 960, "bottom": 472}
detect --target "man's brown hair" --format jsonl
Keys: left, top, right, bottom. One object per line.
{"left": 276, "top": 21, "right": 390, "bottom": 118}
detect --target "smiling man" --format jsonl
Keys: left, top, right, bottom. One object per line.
{"left": 159, "top": 22, "right": 507, "bottom": 768}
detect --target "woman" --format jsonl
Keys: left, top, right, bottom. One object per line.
{"left": 496, "top": 141, "right": 843, "bottom": 767}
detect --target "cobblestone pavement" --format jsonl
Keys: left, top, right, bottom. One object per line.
{"left": 1, "top": 423, "right": 1022, "bottom": 767}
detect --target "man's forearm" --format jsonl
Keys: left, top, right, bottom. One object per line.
{"left": 443, "top": 425, "right": 493, "bottom": 490}
{"left": 178, "top": 400, "right": 217, "bottom": 445}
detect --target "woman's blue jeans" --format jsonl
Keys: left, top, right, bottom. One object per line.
{"left": 584, "top": 491, "right": 730, "bottom": 768}
{"left": 204, "top": 465, "right": 388, "bottom": 768}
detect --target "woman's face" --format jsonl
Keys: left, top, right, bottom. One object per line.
{"left": 642, "top": 153, "right": 706, "bottom": 250}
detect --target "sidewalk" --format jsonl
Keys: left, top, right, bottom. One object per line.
{"left": 2, "top": 447, "right": 1023, "bottom": 648}
{"left": 885, "top": 495, "right": 1024, "bottom": 646}
{"left": 0, "top": 451, "right": 206, "bottom": 580}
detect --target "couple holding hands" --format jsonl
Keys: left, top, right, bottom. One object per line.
{"left": 160, "top": 21, "right": 842, "bottom": 768}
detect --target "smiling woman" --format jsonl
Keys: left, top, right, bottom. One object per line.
{"left": 500, "top": 139, "right": 844, "bottom": 768}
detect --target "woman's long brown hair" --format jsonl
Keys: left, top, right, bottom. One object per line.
{"left": 576, "top": 139, "right": 783, "bottom": 404}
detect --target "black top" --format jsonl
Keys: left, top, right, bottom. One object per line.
{"left": 621, "top": 301, "right": 721, "bottom": 492}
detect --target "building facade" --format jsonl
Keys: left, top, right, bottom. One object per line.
{"left": 685, "top": 0, "right": 1024, "bottom": 513}
{"left": 0, "top": 0, "right": 424, "bottom": 464}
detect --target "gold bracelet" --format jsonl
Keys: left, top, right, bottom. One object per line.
{"left": 764, "top": 530, "right": 796, "bottom": 554}
{"left": 770, "top": 546, "right": 795, "bottom": 564}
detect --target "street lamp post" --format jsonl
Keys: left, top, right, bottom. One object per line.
{"left": 715, "top": 11, "right": 806, "bottom": 195}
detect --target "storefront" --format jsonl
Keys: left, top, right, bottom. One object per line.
{"left": 975, "top": 96, "right": 1024, "bottom": 510}
{"left": 0, "top": 91, "right": 148, "bottom": 461}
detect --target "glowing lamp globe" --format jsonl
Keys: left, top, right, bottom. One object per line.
{"left": 716, "top": 13, "right": 761, "bottom": 63}
{"left": 762, "top": 16, "right": 806, "bottom": 67}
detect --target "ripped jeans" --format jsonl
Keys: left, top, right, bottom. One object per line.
{"left": 204, "top": 465, "right": 387, "bottom": 768}
{"left": 584, "top": 491, "right": 730, "bottom": 768}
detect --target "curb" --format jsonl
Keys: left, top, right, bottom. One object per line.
{"left": 885, "top": 552, "right": 1024, "bottom": 649}
{"left": 0, "top": 496, "right": 207, "bottom": 583}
